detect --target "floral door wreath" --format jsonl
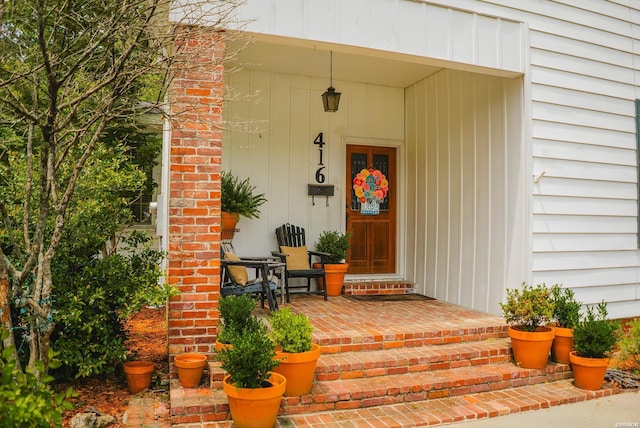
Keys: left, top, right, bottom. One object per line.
{"left": 353, "top": 168, "right": 389, "bottom": 215}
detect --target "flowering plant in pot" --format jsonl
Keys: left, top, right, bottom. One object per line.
{"left": 269, "top": 307, "right": 321, "bottom": 396}
{"left": 500, "top": 282, "right": 555, "bottom": 369}
{"left": 314, "top": 230, "right": 352, "bottom": 296}
{"left": 570, "top": 301, "right": 620, "bottom": 390}
{"left": 215, "top": 315, "right": 284, "bottom": 428}
{"left": 221, "top": 170, "right": 267, "bottom": 240}
{"left": 550, "top": 285, "right": 582, "bottom": 364}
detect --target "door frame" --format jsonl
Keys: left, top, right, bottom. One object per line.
{"left": 342, "top": 136, "right": 405, "bottom": 279}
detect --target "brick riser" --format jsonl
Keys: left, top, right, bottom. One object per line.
{"left": 343, "top": 280, "right": 415, "bottom": 295}
{"left": 172, "top": 328, "right": 574, "bottom": 425}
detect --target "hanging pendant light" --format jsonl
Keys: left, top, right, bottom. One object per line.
{"left": 321, "top": 51, "right": 341, "bottom": 112}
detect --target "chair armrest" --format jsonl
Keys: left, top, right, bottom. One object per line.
{"left": 308, "top": 250, "right": 330, "bottom": 258}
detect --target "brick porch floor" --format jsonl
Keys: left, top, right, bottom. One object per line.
{"left": 125, "top": 294, "right": 620, "bottom": 427}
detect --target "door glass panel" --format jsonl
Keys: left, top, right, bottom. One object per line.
{"left": 350, "top": 153, "right": 368, "bottom": 210}
{"left": 373, "top": 154, "right": 389, "bottom": 211}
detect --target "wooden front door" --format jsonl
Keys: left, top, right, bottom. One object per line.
{"left": 346, "top": 145, "right": 396, "bottom": 274}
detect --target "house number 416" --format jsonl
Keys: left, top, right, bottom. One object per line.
{"left": 314, "top": 132, "right": 325, "bottom": 183}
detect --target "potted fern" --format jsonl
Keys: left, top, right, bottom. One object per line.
{"left": 314, "top": 230, "right": 351, "bottom": 296}
{"left": 500, "top": 283, "right": 555, "bottom": 369}
{"left": 550, "top": 285, "right": 582, "bottom": 364}
{"left": 570, "top": 301, "right": 620, "bottom": 390}
{"left": 221, "top": 170, "right": 267, "bottom": 240}
{"left": 269, "top": 307, "right": 321, "bottom": 396}
{"left": 215, "top": 314, "right": 285, "bottom": 428}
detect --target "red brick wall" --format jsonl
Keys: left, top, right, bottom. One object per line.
{"left": 167, "top": 30, "right": 224, "bottom": 366}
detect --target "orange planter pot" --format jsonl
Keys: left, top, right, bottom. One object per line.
{"left": 551, "top": 326, "right": 574, "bottom": 364}
{"left": 324, "top": 263, "right": 349, "bottom": 297}
{"left": 223, "top": 372, "right": 286, "bottom": 428}
{"left": 123, "top": 361, "right": 154, "bottom": 394}
{"left": 569, "top": 351, "right": 610, "bottom": 390}
{"left": 273, "top": 343, "right": 321, "bottom": 396}
{"left": 174, "top": 353, "right": 208, "bottom": 388}
{"left": 221, "top": 212, "right": 240, "bottom": 241}
{"left": 508, "top": 326, "right": 555, "bottom": 369}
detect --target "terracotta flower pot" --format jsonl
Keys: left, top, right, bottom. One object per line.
{"left": 223, "top": 372, "right": 286, "bottom": 428}
{"left": 323, "top": 263, "right": 349, "bottom": 297}
{"left": 508, "top": 326, "right": 555, "bottom": 369}
{"left": 551, "top": 326, "right": 574, "bottom": 364}
{"left": 221, "top": 212, "right": 240, "bottom": 241}
{"left": 273, "top": 343, "right": 322, "bottom": 396}
{"left": 569, "top": 351, "right": 610, "bottom": 390}
{"left": 174, "top": 353, "right": 208, "bottom": 388}
{"left": 123, "top": 361, "right": 155, "bottom": 394}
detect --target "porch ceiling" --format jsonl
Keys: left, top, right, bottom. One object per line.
{"left": 227, "top": 39, "right": 442, "bottom": 88}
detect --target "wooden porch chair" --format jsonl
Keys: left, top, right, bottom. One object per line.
{"left": 220, "top": 242, "right": 280, "bottom": 311}
{"left": 271, "top": 223, "right": 329, "bottom": 302}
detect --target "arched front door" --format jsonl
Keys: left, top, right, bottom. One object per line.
{"left": 346, "top": 145, "right": 396, "bottom": 274}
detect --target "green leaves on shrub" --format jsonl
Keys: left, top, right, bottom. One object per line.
{"left": 217, "top": 295, "right": 258, "bottom": 344}
{"left": 216, "top": 318, "right": 278, "bottom": 389}
{"left": 500, "top": 283, "right": 554, "bottom": 332}
{"left": 551, "top": 284, "right": 582, "bottom": 329}
{"left": 573, "top": 301, "right": 620, "bottom": 359}
{"left": 270, "top": 307, "right": 313, "bottom": 353}
{"left": 0, "top": 330, "right": 75, "bottom": 427}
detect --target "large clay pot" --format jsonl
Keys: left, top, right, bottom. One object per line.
{"left": 223, "top": 372, "right": 286, "bottom": 428}
{"left": 174, "top": 353, "right": 208, "bottom": 388}
{"left": 508, "top": 326, "right": 555, "bottom": 369}
{"left": 323, "top": 263, "right": 349, "bottom": 297}
{"left": 551, "top": 326, "right": 574, "bottom": 364}
{"left": 273, "top": 343, "right": 321, "bottom": 396}
{"left": 123, "top": 361, "right": 155, "bottom": 394}
{"left": 569, "top": 351, "right": 610, "bottom": 390}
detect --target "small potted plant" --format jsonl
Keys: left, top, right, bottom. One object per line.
{"left": 221, "top": 170, "right": 267, "bottom": 240}
{"left": 314, "top": 230, "right": 352, "bottom": 296}
{"left": 269, "top": 307, "right": 321, "bottom": 396}
{"left": 570, "top": 301, "right": 621, "bottom": 390}
{"left": 215, "top": 315, "right": 285, "bottom": 428}
{"left": 550, "top": 284, "right": 582, "bottom": 364}
{"left": 500, "top": 282, "right": 555, "bottom": 369}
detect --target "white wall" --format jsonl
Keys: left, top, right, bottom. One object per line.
{"left": 207, "top": 0, "right": 640, "bottom": 318}
{"left": 405, "top": 69, "right": 526, "bottom": 314}
{"left": 222, "top": 70, "right": 404, "bottom": 257}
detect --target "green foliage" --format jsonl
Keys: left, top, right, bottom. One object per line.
{"left": 51, "top": 231, "right": 175, "bottom": 379}
{"left": 0, "top": 330, "right": 76, "bottom": 427}
{"left": 217, "top": 295, "right": 258, "bottom": 344}
{"left": 269, "top": 307, "right": 313, "bottom": 353}
{"left": 500, "top": 283, "right": 554, "bottom": 332}
{"left": 618, "top": 319, "right": 640, "bottom": 360}
{"left": 573, "top": 301, "right": 620, "bottom": 359}
{"left": 221, "top": 170, "right": 267, "bottom": 219}
{"left": 314, "top": 230, "right": 352, "bottom": 264}
{"left": 551, "top": 285, "right": 582, "bottom": 328}
{"left": 617, "top": 319, "right": 640, "bottom": 374}
{"left": 215, "top": 317, "right": 279, "bottom": 389}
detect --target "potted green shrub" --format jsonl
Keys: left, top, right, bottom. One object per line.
{"left": 269, "top": 307, "right": 321, "bottom": 396}
{"left": 221, "top": 170, "right": 267, "bottom": 240}
{"left": 314, "top": 230, "right": 351, "bottom": 296}
{"left": 500, "top": 282, "right": 555, "bottom": 369}
{"left": 570, "top": 301, "right": 621, "bottom": 390}
{"left": 550, "top": 285, "right": 582, "bottom": 364}
{"left": 215, "top": 315, "right": 285, "bottom": 428}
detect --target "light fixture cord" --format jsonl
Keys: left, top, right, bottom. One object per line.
{"left": 330, "top": 51, "right": 333, "bottom": 87}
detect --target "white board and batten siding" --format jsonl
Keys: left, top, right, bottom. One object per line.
{"left": 174, "top": 0, "right": 640, "bottom": 318}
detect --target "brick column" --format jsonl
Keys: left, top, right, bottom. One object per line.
{"left": 167, "top": 30, "right": 224, "bottom": 366}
